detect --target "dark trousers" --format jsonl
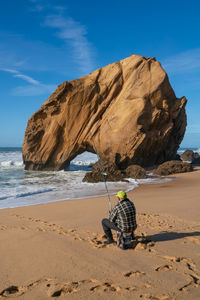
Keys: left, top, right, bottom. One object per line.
{"left": 102, "top": 218, "right": 121, "bottom": 241}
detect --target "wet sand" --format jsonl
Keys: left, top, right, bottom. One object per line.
{"left": 0, "top": 167, "right": 200, "bottom": 299}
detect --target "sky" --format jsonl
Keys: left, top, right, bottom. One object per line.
{"left": 0, "top": 0, "right": 200, "bottom": 148}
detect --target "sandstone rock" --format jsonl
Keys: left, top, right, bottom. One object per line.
{"left": 193, "top": 153, "right": 200, "bottom": 165}
{"left": 124, "top": 165, "right": 146, "bottom": 179}
{"left": 92, "top": 160, "right": 118, "bottom": 174}
{"left": 153, "top": 160, "right": 193, "bottom": 176}
{"left": 82, "top": 171, "right": 104, "bottom": 183}
{"left": 83, "top": 162, "right": 146, "bottom": 182}
{"left": 180, "top": 150, "right": 200, "bottom": 164}
{"left": 194, "top": 152, "right": 200, "bottom": 159}
{"left": 180, "top": 150, "right": 194, "bottom": 163}
{"left": 23, "top": 54, "right": 187, "bottom": 171}
{"left": 82, "top": 169, "right": 125, "bottom": 183}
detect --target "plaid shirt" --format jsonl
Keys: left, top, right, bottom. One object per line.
{"left": 109, "top": 198, "right": 137, "bottom": 232}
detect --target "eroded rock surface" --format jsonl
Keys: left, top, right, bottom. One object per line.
{"left": 83, "top": 162, "right": 146, "bottom": 183}
{"left": 153, "top": 160, "right": 193, "bottom": 176}
{"left": 180, "top": 150, "right": 200, "bottom": 164}
{"left": 23, "top": 54, "right": 187, "bottom": 170}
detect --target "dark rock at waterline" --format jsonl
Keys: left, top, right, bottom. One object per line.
{"left": 153, "top": 160, "right": 193, "bottom": 176}
{"left": 83, "top": 162, "right": 146, "bottom": 183}
{"left": 92, "top": 160, "right": 118, "bottom": 173}
{"left": 82, "top": 171, "right": 104, "bottom": 183}
{"left": 194, "top": 152, "right": 200, "bottom": 159}
{"left": 82, "top": 169, "right": 126, "bottom": 183}
{"left": 180, "top": 150, "right": 200, "bottom": 164}
{"left": 180, "top": 150, "right": 194, "bottom": 163}
{"left": 124, "top": 165, "right": 147, "bottom": 179}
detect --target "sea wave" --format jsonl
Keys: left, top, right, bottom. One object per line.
{"left": 0, "top": 160, "right": 24, "bottom": 168}
{"left": 72, "top": 160, "right": 96, "bottom": 166}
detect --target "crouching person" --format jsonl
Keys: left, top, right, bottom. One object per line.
{"left": 102, "top": 191, "right": 137, "bottom": 249}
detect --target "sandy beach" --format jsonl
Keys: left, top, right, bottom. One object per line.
{"left": 0, "top": 168, "right": 200, "bottom": 300}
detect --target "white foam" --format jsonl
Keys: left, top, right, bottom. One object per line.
{"left": 196, "top": 148, "right": 200, "bottom": 154}
{"left": 71, "top": 160, "right": 96, "bottom": 166}
{"left": 0, "top": 149, "right": 184, "bottom": 209}
{"left": 0, "top": 160, "right": 23, "bottom": 167}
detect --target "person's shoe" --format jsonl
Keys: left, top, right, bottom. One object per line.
{"left": 104, "top": 239, "right": 114, "bottom": 245}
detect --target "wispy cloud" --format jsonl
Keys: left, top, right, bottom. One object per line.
{"left": 0, "top": 67, "right": 56, "bottom": 96}
{"left": 12, "top": 83, "right": 56, "bottom": 96}
{"left": 28, "top": 0, "right": 95, "bottom": 75}
{"left": 0, "top": 68, "right": 40, "bottom": 85}
{"left": 163, "top": 48, "right": 200, "bottom": 74}
{"left": 13, "top": 74, "right": 40, "bottom": 85}
{"left": 0, "top": 1, "right": 95, "bottom": 97}
{"left": 43, "top": 13, "right": 95, "bottom": 75}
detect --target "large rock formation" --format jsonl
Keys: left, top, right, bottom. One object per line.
{"left": 23, "top": 54, "right": 187, "bottom": 171}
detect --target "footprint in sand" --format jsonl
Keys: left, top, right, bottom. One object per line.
{"left": 140, "top": 294, "right": 171, "bottom": 300}
{"left": 155, "top": 265, "right": 173, "bottom": 272}
{"left": 48, "top": 283, "right": 78, "bottom": 297}
{"left": 11, "top": 214, "right": 158, "bottom": 251}
{"left": 124, "top": 271, "right": 146, "bottom": 277}
{"left": 159, "top": 255, "right": 197, "bottom": 271}
{"left": 1, "top": 278, "right": 152, "bottom": 298}
{"left": 0, "top": 279, "right": 51, "bottom": 298}
{"left": 179, "top": 273, "right": 200, "bottom": 292}
{"left": 0, "top": 225, "right": 8, "bottom": 230}
{"left": 90, "top": 282, "right": 121, "bottom": 292}
{"left": 0, "top": 285, "right": 26, "bottom": 297}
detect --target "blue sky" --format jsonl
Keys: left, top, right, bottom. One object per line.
{"left": 0, "top": 0, "right": 200, "bottom": 147}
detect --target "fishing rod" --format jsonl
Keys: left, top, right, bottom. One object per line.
{"left": 92, "top": 139, "right": 112, "bottom": 212}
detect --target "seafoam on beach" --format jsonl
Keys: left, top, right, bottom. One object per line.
{"left": 0, "top": 147, "right": 199, "bottom": 209}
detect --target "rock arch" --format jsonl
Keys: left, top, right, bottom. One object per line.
{"left": 23, "top": 54, "right": 186, "bottom": 171}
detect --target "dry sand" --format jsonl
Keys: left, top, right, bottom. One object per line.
{"left": 0, "top": 167, "right": 200, "bottom": 300}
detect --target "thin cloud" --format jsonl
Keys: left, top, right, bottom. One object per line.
{"left": 163, "top": 48, "right": 200, "bottom": 73}
{"left": 0, "top": 67, "right": 56, "bottom": 96}
{"left": 12, "top": 83, "right": 56, "bottom": 96}
{"left": 13, "top": 74, "right": 40, "bottom": 85}
{"left": 43, "top": 13, "right": 95, "bottom": 75}
{"left": 1, "top": 68, "right": 18, "bottom": 74}
{"left": 0, "top": 68, "right": 40, "bottom": 85}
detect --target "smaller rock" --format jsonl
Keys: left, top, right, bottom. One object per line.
{"left": 194, "top": 152, "right": 200, "bottom": 159}
{"left": 83, "top": 162, "right": 146, "bottom": 183}
{"left": 106, "top": 170, "right": 127, "bottom": 182}
{"left": 193, "top": 152, "right": 200, "bottom": 165}
{"left": 124, "top": 165, "right": 146, "bottom": 179}
{"left": 153, "top": 160, "right": 193, "bottom": 176}
{"left": 92, "top": 160, "right": 118, "bottom": 173}
{"left": 180, "top": 149, "right": 200, "bottom": 164}
{"left": 180, "top": 150, "right": 194, "bottom": 163}
{"left": 82, "top": 171, "right": 103, "bottom": 183}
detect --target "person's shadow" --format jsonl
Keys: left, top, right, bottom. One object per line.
{"left": 128, "top": 231, "right": 200, "bottom": 250}
{"left": 146, "top": 231, "right": 200, "bottom": 242}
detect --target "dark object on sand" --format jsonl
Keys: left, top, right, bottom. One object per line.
{"left": 153, "top": 160, "right": 193, "bottom": 176}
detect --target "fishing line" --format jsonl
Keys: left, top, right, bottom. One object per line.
{"left": 92, "top": 140, "right": 112, "bottom": 211}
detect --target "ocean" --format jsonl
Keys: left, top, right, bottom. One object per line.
{"left": 0, "top": 147, "right": 199, "bottom": 209}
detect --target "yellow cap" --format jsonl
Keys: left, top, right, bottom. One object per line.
{"left": 117, "top": 190, "right": 127, "bottom": 199}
